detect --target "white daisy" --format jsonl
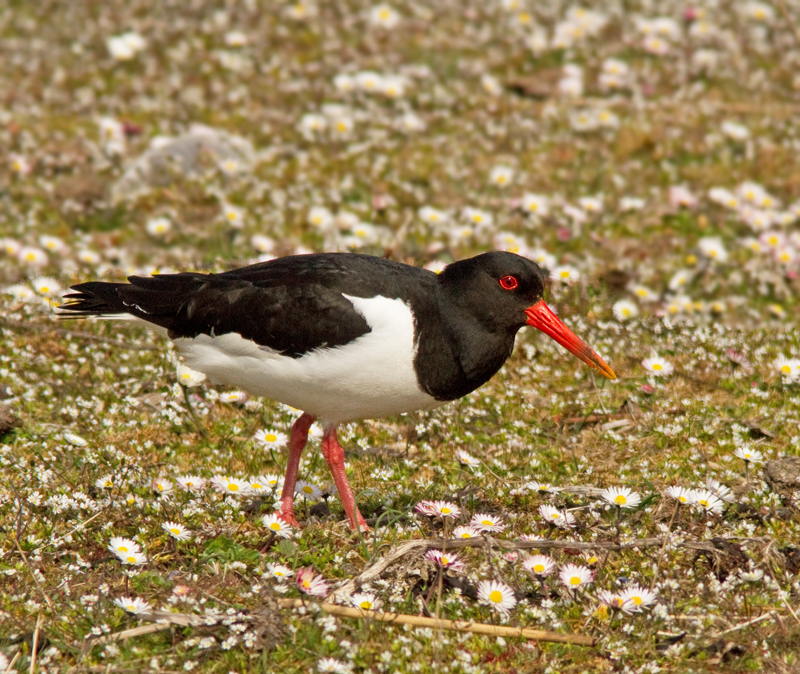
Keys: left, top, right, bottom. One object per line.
{"left": 522, "top": 555, "right": 556, "bottom": 577}
{"left": 161, "top": 521, "right": 192, "bottom": 541}
{"left": 295, "top": 480, "right": 322, "bottom": 500}
{"left": 612, "top": 299, "right": 639, "bottom": 321}
{"left": 349, "top": 592, "right": 382, "bottom": 611}
{"left": 477, "top": 579, "right": 517, "bottom": 615}
{"left": 559, "top": 563, "right": 593, "bottom": 589}
{"left": 262, "top": 513, "right": 294, "bottom": 538}
{"left": 113, "top": 596, "right": 151, "bottom": 614}
{"left": 600, "top": 486, "right": 643, "bottom": 509}
{"left": 254, "top": 429, "right": 288, "bottom": 449}
{"left": 641, "top": 354, "right": 674, "bottom": 376}
{"left": 210, "top": 475, "right": 250, "bottom": 496}
{"left": 470, "top": 513, "right": 506, "bottom": 533}
{"left": 538, "top": 504, "right": 575, "bottom": 528}
{"left": 176, "top": 363, "right": 206, "bottom": 387}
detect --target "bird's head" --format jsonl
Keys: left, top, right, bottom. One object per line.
{"left": 439, "top": 252, "right": 616, "bottom": 380}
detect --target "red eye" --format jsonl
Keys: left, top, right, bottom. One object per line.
{"left": 499, "top": 275, "right": 518, "bottom": 290}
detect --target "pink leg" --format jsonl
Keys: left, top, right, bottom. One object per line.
{"left": 321, "top": 425, "right": 369, "bottom": 532}
{"left": 278, "top": 413, "right": 315, "bottom": 526}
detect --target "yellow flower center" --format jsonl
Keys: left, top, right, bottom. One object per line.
{"left": 534, "top": 564, "right": 544, "bottom": 573}
{"left": 441, "top": 556, "right": 450, "bottom": 565}
{"left": 614, "top": 495, "right": 627, "bottom": 505}
{"left": 228, "top": 484, "right": 239, "bottom": 492}
{"left": 170, "top": 528, "right": 180, "bottom": 535}
{"left": 570, "top": 576, "right": 581, "bottom": 586}
{"left": 460, "top": 532, "right": 472, "bottom": 538}
{"left": 360, "top": 600, "right": 372, "bottom": 609}
{"left": 441, "top": 507, "right": 451, "bottom": 514}
{"left": 126, "top": 555, "right": 136, "bottom": 563}
{"left": 266, "top": 434, "right": 277, "bottom": 442}
{"left": 652, "top": 363, "right": 663, "bottom": 371}
{"left": 489, "top": 590, "right": 503, "bottom": 603}
{"left": 303, "top": 486, "right": 313, "bottom": 494}
{"left": 560, "top": 270, "right": 570, "bottom": 279}
{"left": 269, "top": 522, "right": 281, "bottom": 531}
{"left": 632, "top": 596, "right": 642, "bottom": 605}
{"left": 119, "top": 546, "right": 129, "bottom": 552}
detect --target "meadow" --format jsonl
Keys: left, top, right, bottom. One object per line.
{"left": 2, "top": 1, "right": 800, "bottom": 672}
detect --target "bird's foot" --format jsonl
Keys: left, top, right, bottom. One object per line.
{"left": 277, "top": 498, "right": 300, "bottom": 527}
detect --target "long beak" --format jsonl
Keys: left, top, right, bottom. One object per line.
{"left": 525, "top": 300, "right": 616, "bottom": 380}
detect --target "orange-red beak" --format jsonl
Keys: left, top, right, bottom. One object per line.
{"left": 525, "top": 300, "right": 616, "bottom": 380}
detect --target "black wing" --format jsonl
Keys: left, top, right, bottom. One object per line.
{"left": 61, "top": 253, "right": 437, "bottom": 358}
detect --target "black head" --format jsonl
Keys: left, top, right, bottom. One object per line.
{"left": 437, "top": 251, "right": 547, "bottom": 333}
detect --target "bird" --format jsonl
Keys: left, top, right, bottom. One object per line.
{"left": 60, "top": 251, "right": 615, "bottom": 531}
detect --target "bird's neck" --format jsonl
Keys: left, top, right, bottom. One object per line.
{"left": 414, "top": 302, "right": 518, "bottom": 401}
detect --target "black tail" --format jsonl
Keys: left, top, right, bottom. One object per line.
{"left": 60, "top": 282, "right": 132, "bottom": 317}
{"left": 60, "top": 274, "right": 216, "bottom": 332}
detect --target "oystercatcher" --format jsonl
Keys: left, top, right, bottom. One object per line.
{"left": 61, "top": 252, "right": 615, "bottom": 531}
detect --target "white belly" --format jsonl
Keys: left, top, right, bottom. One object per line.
{"left": 173, "top": 294, "right": 443, "bottom": 423}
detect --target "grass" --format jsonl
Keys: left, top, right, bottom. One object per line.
{"left": 2, "top": 1, "right": 800, "bottom": 673}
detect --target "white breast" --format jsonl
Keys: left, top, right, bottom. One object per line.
{"left": 173, "top": 294, "right": 443, "bottom": 423}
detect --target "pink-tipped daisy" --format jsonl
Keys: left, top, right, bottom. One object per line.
{"left": 296, "top": 568, "right": 329, "bottom": 597}
{"left": 425, "top": 550, "right": 465, "bottom": 572}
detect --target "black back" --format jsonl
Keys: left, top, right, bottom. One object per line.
{"left": 62, "top": 252, "right": 547, "bottom": 401}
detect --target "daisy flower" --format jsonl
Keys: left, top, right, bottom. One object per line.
{"left": 119, "top": 551, "right": 148, "bottom": 566}
{"left": 451, "top": 525, "right": 479, "bottom": 539}
{"left": 600, "top": 486, "right": 643, "bottom": 509}
{"left": 734, "top": 447, "right": 764, "bottom": 464}
{"left": 210, "top": 475, "right": 250, "bottom": 496}
{"left": 108, "top": 537, "right": 141, "bottom": 556}
{"left": 295, "top": 480, "right": 323, "bottom": 500}
{"left": 470, "top": 513, "right": 506, "bottom": 533}
{"left": 162, "top": 521, "right": 192, "bottom": 541}
{"left": 254, "top": 429, "right": 288, "bottom": 448}
{"left": 414, "top": 500, "right": 437, "bottom": 517}
{"left": 431, "top": 500, "right": 461, "bottom": 519}
{"left": 152, "top": 478, "right": 174, "bottom": 497}
{"left": 632, "top": 285, "right": 657, "bottom": 302}
{"left": 705, "top": 477, "right": 734, "bottom": 503}
{"left": 418, "top": 206, "right": 448, "bottom": 227}
{"left": 455, "top": 450, "right": 481, "bottom": 468}
{"left": 620, "top": 585, "right": 657, "bottom": 610}
{"left": 477, "top": 579, "right": 517, "bottom": 615}
{"left": 739, "top": 569, "right": 764, "bottom": 582}
{"left": 95, "top": 474, "right": 116, "bottom": 490}
{"left": 489, "top": 165, "right": 514, "bottom": 187}
{"left": 664, "top": 485, "right": 691, "bottom": 504}
{"left": 522, "top": 554, "right": 556, "bottom": 577}
{"left": 176, "top": 475, "right": 207, "bottom": 492}
{"left": 263, "top": 513, "right": 294, "bottom": 538}
{"left": 261, "top": 474, "right": 283, "bottom": 491}
{"left": 519, "top": 533, "right": 543, "bottom": 542}
{"left": 18, "top": 246, "right": 48, "bottom": 267}
{"left": 689, "top": 489, "right": 725, "bottom": 514}
{"left": 528, "top": 482, "right": 562, "bottom": 494}
{"left": 219, "top": 390, "right": 247, "bottom": 403}
{"left": 264, "top": 563, "right": 294, "bottom": 580}
{"left": 596, "top": 590, "right": 636, "bottom": 614}
{"left": 246, "top": 476, "right": 271, "bottom": 494}
{"left": 612, "top": 299, "right": 639, "bottom": 321}
{"left": 62, "top": 432, "right": 88, "bottom": 447}
{"left": 349, "top": 592, "right": 382, "bottom": 611}
{"left": 520, "top": 193, "right": 550, "bottom": 217}
{"left": 538, "top": 504, "right": 575, "bottom": 528}
{"left": 559, "top": 563, "right": 593, "bottom": 590}
{"left": 317, "top": 657, "right": 350, "bottom": 674}
{"left": 297, "top": 568, "right": 329, "bottom": 597}
{"left": 113, "top": 596, "right": 151, "bottom": 614}
{"left": 369, "top": 3, "right": 400, "bottom": 29}
{"left": 698, "top": 236, "right": 728, "bottom": 262}
{"left": 425, "top": 550, "right": 465, "bottom": 572}
{"left": 221, "top": 204, "right": 246, "bottom": 229}
{"left": 462, "top": 207, "right": 493, "bottom": 228}
{"left": 641, "top": 355, "right": 674, "bottom": 376}
{"left": 774, "top": 356, "right": 800, "bottom": 381}
{"left": 145, "top": 217, "right": 171, "bottom": 236}
{"left": 552, "top": 265, "right": 579, "bottom": 283}
{"left": 176, "top": 363, "right": 206, "bottom": 387}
